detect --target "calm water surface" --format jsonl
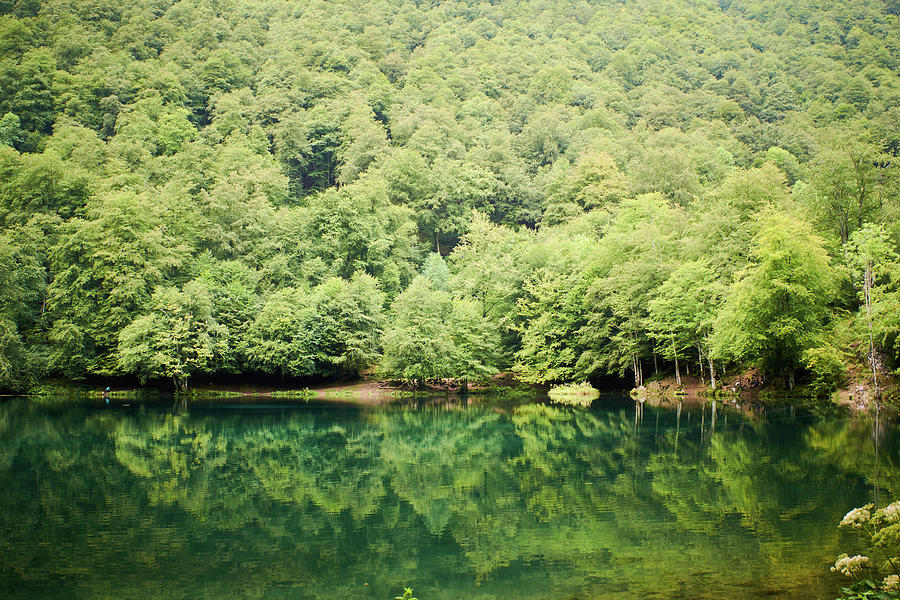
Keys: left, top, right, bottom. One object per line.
{"left": 0, "top": 395, "right": 897, "bottom": 599}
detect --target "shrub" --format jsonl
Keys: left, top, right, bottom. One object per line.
{"left": 831, "top": 501, "right": 900, "bottom": 599}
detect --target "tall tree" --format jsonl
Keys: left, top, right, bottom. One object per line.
{"left": 579, "top": 194, "right": 683, "bottom": 387}
{"left": 379, "top": 275, "right": 457, "bottom": 384}
{"left": 647, "top": 261, "right": 725, "bottom": 389}
{"left": 712, "top": 212, "right": 838, "bottom": 389}
{"left": 118, "top": 281, "right": 228, "bottom": 391}
{"left": 241, "top": 274, "right": 386, "bottom": 380}
{"left": 381, "top": 260, "right": 500, "bottom": 385}
{"left": 846, "top": 224, "right": 899, "bottom": 399}
{"left": 807, "top": 131, "right": 885, "bottom": 245}
{"left": 46, "top": 192, "right": 188, "bottom": 376}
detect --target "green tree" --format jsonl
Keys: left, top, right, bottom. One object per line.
{"left": 0, "top": 48, "right": 55, "bottom": 149}
{"left": 242, "top": 274, "right": 385, "bottom": 379}
{"left": 712, "top": 212, "right": 839, "bottom": 389}
{"left": 118, "top": 281, "right": 228, "bottom": 391}
{"left": 189, "top": 257, "right": 260, "bottom": 373}
{"left": 448, "top": 297, "right": 501, "bottom": 389}
{"left": 807, "top": 132, "right": 884, "bottom": 245}
{"left": 112, "top": 95, "right": 197, "bottom": 158}
{"left": 579, "top": 194, "right": 684, "bottom": 387}
{"left": 0, "top": 112, "right": 21, "bottom": 147}
{"left": 647, "top": 260, "right": 725, "bottom": 389}
{"left": 313, "top": 272, "right": 386, "bottom": 375}
{"left": 337, "top": 99, "right": 389, "bottom": 185}
{"left": 687, "top": 163, "right": 791, "bottom": 284}
{"left": 0, "top": 218, "right": 49, "bottom": 390}
{"left": 847, "top": 224, "right": 900, "bottom": 394}
{"left": 0, "top": 317, "right": 31, "bottom": 391}
{"left": 416, "top": 159, "right": 496, "bottom": 253}
{"left": 275, "top": 104, "right": 344, "bottom": 197}
{"left": 267, "top": 179, "right": 419, "bottom": 297}
{"left": 379, "top": 276, "right": 456, "bottom": 383}
{"left": 763, "top": 146, "right": 801, "bottom": 185}
{"left": 381, "top": 263, "right": 499, "bottom": 385}
{"left": 46, "top": 192, "right": 188, "bottom": 376}
{"left": 541, "top": 151, "right": 629, "bottom": 226}
{"left": 514, "top": 267, "right": 592, "bottom": 384}
{"left": 449, "top": 212, "right": 531, "bottom": 363}
{"left": 240, "top": 287, "right": 317, "bottom": 380}
{"left": 513, "top": 215, "right": 606, "bottom": 384}
{"left": 0, "top": 138, "right": 98, "bottom": 225}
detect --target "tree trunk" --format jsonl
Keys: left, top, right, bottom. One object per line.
{"left": 708, "top": 355, "right": 716, "bottom": 390}
{"left": 638, "top": 356, "right": 643, "bottom": 387}
{"left": 633, "top": 353, "right": 641, "bottom": 388}
{"left": 633, "top": 353, "right": 644, "bottom": 388}
{"left": 653, "top": 351, "right": 658, "bottom": 375}
{"left": 697, "top": 343, "right": 705, "bottom": 385}
{"left": 461, "top": 378, "right": 468, "bottom": 394}
{"left": 787, "top": 369, "right": 795, "bottom": 391}
{"left": 435, "top": 230, "right": 441, "bottom": 254}
{"left": 671, "top": 333, "right": 681, "bottom": 387}
{"left": 865, "top": 261, "right": 879, "bottom": 404}
{"left": 173, "top": 375, "right": 189, "bottom": 393}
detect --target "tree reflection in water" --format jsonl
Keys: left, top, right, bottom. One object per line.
{"left": 0, "top": 396, "right": 896, "bottom": 599}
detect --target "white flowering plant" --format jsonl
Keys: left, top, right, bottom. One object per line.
{"left": 832, "top": 501, "right": 900, "bottom": 600}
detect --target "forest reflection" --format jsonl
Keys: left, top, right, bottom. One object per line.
{"left": 0, "top": 397, "right": 896, "bottom": 600}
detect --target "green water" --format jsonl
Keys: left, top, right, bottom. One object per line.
{"left": 0, "top": 395, "right": 897, "bottom": 600}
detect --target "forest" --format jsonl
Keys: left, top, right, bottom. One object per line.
{"left": 0, "top": 0, "right": 898, "bottom": 394}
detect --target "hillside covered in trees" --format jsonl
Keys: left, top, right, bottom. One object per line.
{"left": 0, "top": 0, "right": 898, "bottom": 393}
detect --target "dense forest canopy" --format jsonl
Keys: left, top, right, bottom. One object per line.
{"left": 0, "top": 0, "right": 898, "bottom": 391}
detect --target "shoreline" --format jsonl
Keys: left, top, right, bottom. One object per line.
{"left": 11, "top": 372, "right": 895, "bottom": 413}
{"left": 12, "top": 374, "right": 548, "bottom": 405}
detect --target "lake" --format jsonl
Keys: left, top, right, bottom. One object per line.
{"left": 0, "top": 394, "right": 896, "bottom": 599}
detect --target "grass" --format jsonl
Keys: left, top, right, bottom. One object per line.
{"left": 548, "top": 382, "right": 599, "bottom": 407}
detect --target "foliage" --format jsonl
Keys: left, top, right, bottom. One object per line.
{"left": 803, "top": 344, "right": 847, "bottom": 397}
{"left": 647, "top": 259, "right": 725, "bottom": 387}
{"left": 834, "top": 580, "right": 900, "bottom": 600}
{"left": 395, "top": 587, "right": 418, "bottom": 600}
{"left": 241, "top": 273, "right": 385, "bottom": 380}
{"left": 118, "top": 282, "right": 228, "bottom": 391}
{"left": 712, "top": 212, "right": 839, "bottom": 388}
{"left": 577, "top": 194, "right": 683, "bottom": 387}
{"left": 513, "top": 224, "right": 598, "bottom": 384}
{"left": 846, "top": 224, "right": 900, "bottom": 377}
{"left": 831, "top": 501, "right": 900, "bottom": 599}
{"left": 380, "top": 267, "right": 500, "bottom": 384}
{"left": 547, "top": 382, "right": 599, "bottom": 407}
{"left": 0, "top": 0, "right": 897, "bottom": 391}
{"left": 0, "top": 316, "right": 34, "bottom": 391}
